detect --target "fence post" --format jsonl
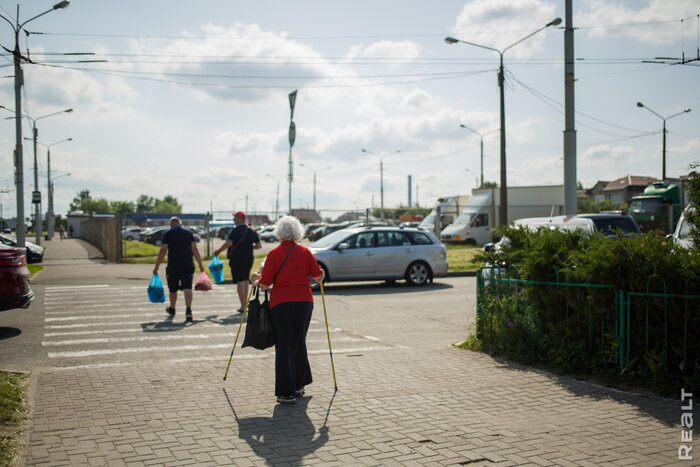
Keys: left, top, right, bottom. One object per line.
{"left": 618, "top": 290, "right": 625, "bottom": 372}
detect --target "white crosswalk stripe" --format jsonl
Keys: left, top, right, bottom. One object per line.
{"left": 43, "top": 284, "right": 395, "bottom": 368}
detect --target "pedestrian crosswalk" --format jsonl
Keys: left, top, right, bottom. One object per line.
{"left": 42, "top": 284, "right": 396, "bottom": 369}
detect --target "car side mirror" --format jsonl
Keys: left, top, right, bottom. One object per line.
{"left": 483, "top": 242, "right": 494, "bottom": 252}
{"left": 337, "top": 243, "right": 349, "bottom": 251}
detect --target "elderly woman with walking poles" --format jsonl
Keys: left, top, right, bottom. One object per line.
{"left": 251, "top": 216, "right": 325, "bottom": 404}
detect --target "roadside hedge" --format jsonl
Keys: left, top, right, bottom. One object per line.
{"left": 472, "top": 227, "right": 700, "bottom": 395}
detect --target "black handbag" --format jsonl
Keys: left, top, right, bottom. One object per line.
{"left": 242, "top": 287, "right": 275, "bottom": 350}
{"left": 241, "top": 244, "right": 295, "bottom": 350}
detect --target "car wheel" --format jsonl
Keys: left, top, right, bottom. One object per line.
{"left": 405, "top": 261, "right": 430, "bottom": 286}
{"left": 310, "top": 264, "right": 328, "bottom": 290}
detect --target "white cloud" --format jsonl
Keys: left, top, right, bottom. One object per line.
{"left": 401, "top": 89, "right": 434, "bottom": 108}
{"left": 577, "top": 0, "right": 698, "bottom": 45}
{"left": 451, "top": 0, "right": 558, "bottom": 58}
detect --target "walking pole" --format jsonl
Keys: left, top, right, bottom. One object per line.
{"left": 223, "top": 284, "right": 255, "bottom": 381}
{"left": 319, "top": 281, "right": 338, "bottom": 391}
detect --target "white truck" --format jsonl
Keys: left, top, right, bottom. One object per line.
{"left": 418, "top": 195, "right": 470, "bottom": 237}
{"left": 440, "top": 185, "right": 564, "bottom": 245}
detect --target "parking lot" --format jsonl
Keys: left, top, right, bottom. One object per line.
{"left": 0, "top": 238, "right": 689, "bottom": 465}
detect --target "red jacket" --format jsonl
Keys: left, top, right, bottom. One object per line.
{"left": 259, "top": 241, "right": 322, "bottom": 308}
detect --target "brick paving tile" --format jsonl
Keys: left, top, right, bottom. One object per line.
{"left": 21, "top": 345, "right": 693, "bottom": 466}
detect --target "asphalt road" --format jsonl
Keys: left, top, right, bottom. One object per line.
{"left": 0, "top": 238, "right": 477, "bottom": 371}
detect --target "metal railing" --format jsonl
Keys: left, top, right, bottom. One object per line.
{"left": 477, "top": 265, "right": 700, "bottom": 376}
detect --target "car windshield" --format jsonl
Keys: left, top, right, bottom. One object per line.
{"left": 678, "top": 217, "right": 695, "bottom": 238}
{"left": 590, "top": 217, "right": 639, "bottom": 234}
{"left": 309, "top": 229, "right": 352, "bottom": 249}
{"left": 452, "top": 212, "right": 473, "bottom": 226}
{"left": 629, "top": 198, "right": 666, "bottom": 213}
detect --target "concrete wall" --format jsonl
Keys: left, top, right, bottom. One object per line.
{"left": 80, "top": 215, "right": 122, "bottom": 262}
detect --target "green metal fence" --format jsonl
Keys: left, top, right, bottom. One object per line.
{"left": 477, "top": 266, "right": 700, "bottom": 376}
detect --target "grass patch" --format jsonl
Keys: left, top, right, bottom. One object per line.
{"left": 445, "top": 244, "right": 483, "bottom": 271}
{"left": 0, "top": 371, "right": 29, "bottom": 466}
{"left": 27, "top": 264, "right": 43, "bottom": 277}
{"left": 124, "top": 240, "right": 484, "bottom": 273}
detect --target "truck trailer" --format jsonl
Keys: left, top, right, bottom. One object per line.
{"left": 440, "top": 185, "right": 564, "bottom": 245}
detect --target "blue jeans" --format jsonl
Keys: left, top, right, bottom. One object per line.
{"left": 268, "top": 301, "right": 313, "bottom": 397}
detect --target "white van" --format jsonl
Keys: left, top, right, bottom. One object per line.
{"left": 440, "top": 192, "right": 493, "bottom": 245}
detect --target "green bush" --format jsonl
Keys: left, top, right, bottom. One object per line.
{"left": 474, "top": 226, "right": 700, "bottom": 395}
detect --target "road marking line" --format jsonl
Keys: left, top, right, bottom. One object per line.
{"left": 44, "top": 326, "right": 343, "bottom": 337}
{"left": 42, "top": 335, "right": 366, "bottom": 346}
{"left": 53, "top": 346, "right": 400, "bottom": 369}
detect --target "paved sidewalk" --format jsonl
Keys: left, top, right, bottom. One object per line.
{"left": 21, "top": 239, "right": 694, "bottom": 466}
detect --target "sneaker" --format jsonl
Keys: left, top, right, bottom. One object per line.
{"left": 294, "top": 387, "right": 305, "bottom": 397}
{"left": 185, "top": 308, "right": 193, "bottom": 322}
{"left": 165, "top": 306, "right": 175, "bottom": 317}
{"left": 277, "top": 395, "right": 296, "bottom": 404}
{"left": 236, "top": 308, "right": 244, "bottom": 313}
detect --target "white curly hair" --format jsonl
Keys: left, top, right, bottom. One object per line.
{"left": 274, "top": 216, "right": 304, "bottom": 242}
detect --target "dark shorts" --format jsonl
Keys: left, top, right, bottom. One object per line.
{"left": 230, "top": 258, "right": 254, "bottom": 283}
{"left": 165, "top": 265, "right": 195, "bottom": 292}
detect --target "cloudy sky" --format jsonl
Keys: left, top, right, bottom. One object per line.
{"left": 0, "top": 0, "right": 698, "bottom": 221}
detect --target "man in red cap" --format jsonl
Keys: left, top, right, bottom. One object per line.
{"left": 213, "top": 211, "right": 261, "bottom": 312}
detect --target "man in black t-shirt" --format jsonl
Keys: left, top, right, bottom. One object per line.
{"left": 213, "top": 211, "right": 261, "bottom": 312}
{"left": 154, "top": 216, "right": 205, "bottom": 322}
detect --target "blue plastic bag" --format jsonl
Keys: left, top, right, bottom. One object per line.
{"left": 148, "top": 274, "right": 166, "bottom": 303}
{"left": 208, "top": 256, "right": 224, "bottom": 284}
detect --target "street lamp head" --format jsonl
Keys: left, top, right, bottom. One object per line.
{"left": 65, "top": 108, "right": 74, "bottom": 113}
{"left": 547, "top": 17, "right": 563, "bottom": 27}
{"left": 53, "top": 1, "right": 69, "bottom": 9}
{"left": 637, "top": 102, "right": 645, "bottom": 108}
{"left": 683, "top": 108, "right": 691, "bottom": 114}
{"left": 444, "top": 36, "right": 459, "bottom": 45}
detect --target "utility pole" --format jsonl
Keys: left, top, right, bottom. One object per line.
{"left": 563, "top": 0, "right": 577, "bottom": 216}
{"left": 288, "top": 90, "right": 297, "bottom": 216}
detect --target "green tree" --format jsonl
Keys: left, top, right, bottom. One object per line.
{"left": 136, "top": 195, "right": 156, "bottom": 213}
{"left": 110, "top": 201, "right": 135, "bottom": 214}
{"left": 160, "top": 195, "right": 182, "bottom": 212}
{"left": 82, "top": 197, "right": 111, "bottom": 213}
{"left": 69, "top": 189, "right": 91, "bottom": 212}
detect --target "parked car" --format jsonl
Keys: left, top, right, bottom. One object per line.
{"left": 144, "top": 226, "right": 200, "bottom": 245}
{"left": 3, "top": 227, "right": 10, "bottom": 234}
{"left": 257, "top": 225, "right": 278, "bottom": 243}
{"left": 669, "top": 205, "right": 696, "bottom": 249}
{"left": 308, "top": 226, "right": 448, "bottom": 286}
{"left": 0, "top": 244, "right": 33, "bottom": 311}
{"left": 121, "top": 226, "right": 143, "bottom": 241}
{"left": 575, "top": 213, "right": 641, "bottom": 237}
{"left": 0, "top": 234, "right": 44, "bottom": 263}
{"left": 308, "top": 223, "right": 347, "bottom": 241}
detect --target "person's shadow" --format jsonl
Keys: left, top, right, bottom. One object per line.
{"left": 224, "top": 389, "right": 331, "bottom": 465}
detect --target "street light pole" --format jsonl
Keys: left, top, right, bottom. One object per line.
{"left": 28, "top": 108, "right": 73, "bottom": 244}
{"left": 299, "top": 163, "right": 331, "bottom": 213}
{"left": 40, "top": 138, "right": 72, "bottom": 239}
{"left": 266, "top": 174, "right": 281, "bottom": 220}
{"left": 0, "top": 1, "right": 70, "bottom": 248}
{"left": 445, "top": 17, "right": 561, "bottom": 227}
{"left": 361, "top": 149, "right": 400, "bottom": 220}
{"left": 636, "top": 102, "right": 691, "bottom": 180}
{"left": 460, "top": 124, "right": 498, "bottom": 188}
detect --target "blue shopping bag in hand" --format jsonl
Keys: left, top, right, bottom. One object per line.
{"left": 208, "top": 256, "right": 224, "bottom": 284}
{"left": 148, "top": 274, "right": 166, "bottom": 303}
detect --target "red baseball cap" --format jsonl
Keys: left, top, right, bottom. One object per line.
{"left": 232, "top": 211, "right": 246, "bottom": 219}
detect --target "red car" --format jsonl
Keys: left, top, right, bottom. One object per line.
{"left": 0, "top": 244, "right": 34, "bottom": 311}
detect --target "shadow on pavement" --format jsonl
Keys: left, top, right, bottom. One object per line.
{"left": 483, "top": 352, "right": 683, "bottom": 428}
{"left": 0, "top": 327, "right": 21, "bottom": 340}
{"left": 315, "top": 281, "right": 453, "bottom": 296}
{"left": 140, "top": 313, "right": 245, "bottom": 332}
{"left": 224, "top": 388, "right": 330, "bottom": 465}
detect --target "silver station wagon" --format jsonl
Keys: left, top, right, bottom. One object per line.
{"left": 308, "top": 226, "right": 448, "bottom": 286}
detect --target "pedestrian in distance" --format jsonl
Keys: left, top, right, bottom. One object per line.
{"left": 213, "top": 211, "right": 262, "bottom": 313}
{"left": 153, "top": 216, "right": 205, "bottom": 323}
{"left": 251, "top": 215, "right": 325, "bottom": 405}
{"left": 58, "top": 224, "right": 65, "bottom": 240}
